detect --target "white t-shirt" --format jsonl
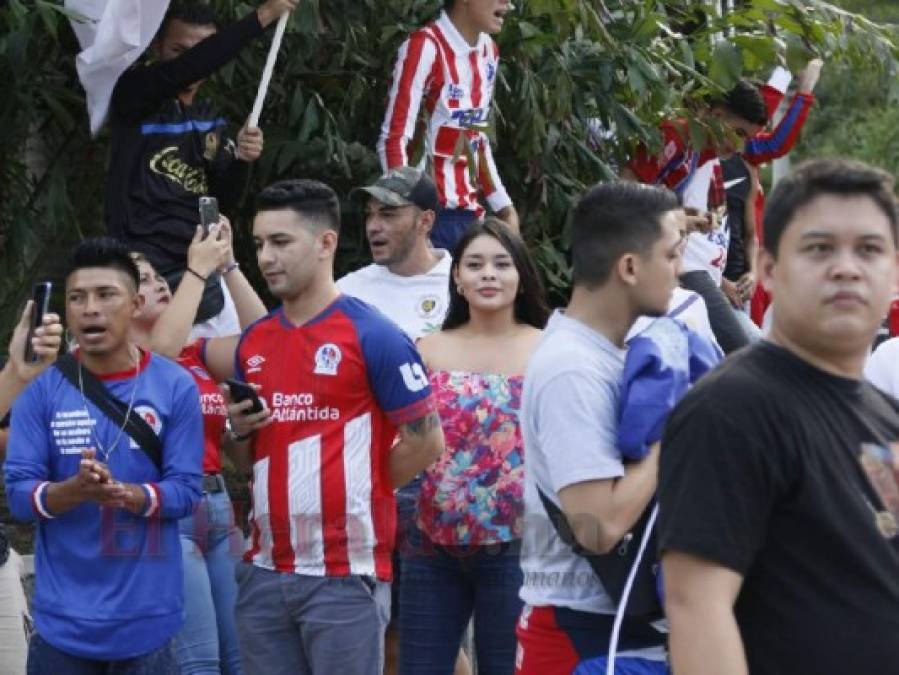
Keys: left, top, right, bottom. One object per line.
{"left": 520, "top": 311, "right": 627, "bottom": 615}
{"left": 865, "top": 337, "right": 899, "bottom": 397}
{"left": 681, "top": 159, "right": 730, "bottom": 285}
{"left": 628, "top": 287, "right": 719, "bottom": 350}
{"left": 336, "top": 251, "right": 451, "bottom": 340}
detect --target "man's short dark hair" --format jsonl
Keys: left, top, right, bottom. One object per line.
{"left": 571, "top": 181, "right": 680, "bottom": 289}
{"left": 713, "top": 79, "right": 768, "bottom": 127}
{"left": 65, "top": 237, "right": 140, "bottom": 291}
{"left": 160, "top": 2, "right": 219, "bottom": 38}
{"left": 255, "top": 179, "right": 342, "bottom": 233}
{"left": 764, "top": 158, "right": 899, "bottom": 257}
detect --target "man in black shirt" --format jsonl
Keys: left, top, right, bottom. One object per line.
{"left": 659, "top": 158, "right": 899, "bottom": 675}
{"left": 106, "top": 0, "right": 297, "bottom": 326}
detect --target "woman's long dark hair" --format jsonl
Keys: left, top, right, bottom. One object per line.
{"left": 442, "top": 218, "right": 550, "bottom": 331}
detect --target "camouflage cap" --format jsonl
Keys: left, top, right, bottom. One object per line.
{"left": 352, "top": 167, "right": 439, "bottom": 212}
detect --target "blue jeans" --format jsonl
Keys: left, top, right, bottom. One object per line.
{"left": 175, "top": 489, "right": 244, "bottom": 675}
{"left": 399, "top": 529, "right": 523, "bottom": 675}
{"left": 27, "top": 633, "right": 177, "bottom": 674}
{"left": 431, "top": 208, "right": 479, "bottom": 253}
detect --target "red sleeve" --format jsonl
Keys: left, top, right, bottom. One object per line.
{"left": 377, "top": 31, "right": 440, "bottom": 170}
{"left": 627, "top": 122, "right": 690, "bottom": 187}
{"left": 743, "top": 93, "right": 815, "bottom": 166}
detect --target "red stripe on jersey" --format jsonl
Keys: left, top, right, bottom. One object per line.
{"left": 470, "top": 51, "right": 483, "bottom": 108}
{"left": 384, "top": 34, "right": 431, "bottom": 168}
{"left": 321, "top": 430, "right": 350, "bottom": 576}
{"left": 429, "top": 24, "right": 460, "bottom": 85}
{"left": 268, "top": 440, "right": 293, "bottom": 572}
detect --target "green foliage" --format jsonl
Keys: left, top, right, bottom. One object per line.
{"left": 792, "top": 0, "right": 899, "bottom": 174}
{"left": 1, "top": 0, "right": 897, "bottom": 342}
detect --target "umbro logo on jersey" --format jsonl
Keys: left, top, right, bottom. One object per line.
{"left": 314, "top": 343, "right": 342, "bottom": 377}
{"left": 447, "top": 84, "right": 465, "bottom": 101}
{"left": 247, "top": 354, "right": 266, "bottom": 374}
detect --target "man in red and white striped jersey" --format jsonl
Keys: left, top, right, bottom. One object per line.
{"left": 225, "top": 179, "right": 444, "bottom": 675}
{"left": 378, "top": 0, "right": 519, "bottom": 252}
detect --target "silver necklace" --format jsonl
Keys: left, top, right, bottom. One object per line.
{"left": 78, "top": 347, "right": 141, "bottom": 463}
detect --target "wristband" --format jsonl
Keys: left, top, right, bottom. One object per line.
{"left": 222, "top": 261, "right": 240, "bottom": 276}
{"left": 186, "top": 267, "right": 208, "bottom": 283}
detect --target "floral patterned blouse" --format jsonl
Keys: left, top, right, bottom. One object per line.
{"left": 417, "top": 370, "right": 525, "bottom": 545}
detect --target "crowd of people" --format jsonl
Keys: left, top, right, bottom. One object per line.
{"left": 2, "top": 1, "right": 899, "bottom": 675}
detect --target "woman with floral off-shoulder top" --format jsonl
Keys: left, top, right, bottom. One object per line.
{"left": 399, "top": 218, "right": 549, "bottom": 675}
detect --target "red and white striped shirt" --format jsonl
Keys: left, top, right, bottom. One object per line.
{"left": 236, "top": 296, "right": 435, "bottom": 581}
{"left": 378, "top": 11, "right": 512, "bottom": 215}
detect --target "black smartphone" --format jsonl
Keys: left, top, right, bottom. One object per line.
{"left": 24, "top": 281, "right": 52, "bottom": 363}
{"left": 199, "top": 196, "right": 219, "bottom": 238}
{"left": 226, "top": 379, "right": 264, "bottom": 414}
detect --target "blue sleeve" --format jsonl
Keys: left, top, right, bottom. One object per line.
{"left": 358, "top": 313, "right": 435, "bottom": 426}
{"left": 687, "top": 330, "right": 724, "bottom": 383}
{"left": 151, "top": 374, "right": 203, "bottom": 519}
{"left": 4, "top": 379, "right": 51, "bottom": 522}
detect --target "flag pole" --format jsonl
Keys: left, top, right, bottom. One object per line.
{"left": 248, "top": 11, "right": 288, "bottom": 128}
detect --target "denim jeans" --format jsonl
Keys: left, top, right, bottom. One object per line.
{"left": 27, "top": 633, "right": 177, "bottom": 674}
{"left": 174, "top": 489, "right": 245, "bottom": 675}
{"left": 399, "top": 528, "right": 523, "bottom": 675}
{"left": 431, "top": 208, "right": 479, "bottom": 253}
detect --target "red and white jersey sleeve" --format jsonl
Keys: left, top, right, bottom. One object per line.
{"left": 377, "top": 11, "right": 511, "bottom": 215}
{"left": 235, "top": 297, "right": 435, "bottom": 581}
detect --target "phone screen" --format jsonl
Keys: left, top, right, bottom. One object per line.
{"left": 25, "top": 281, "right": 53, "bottom": 363}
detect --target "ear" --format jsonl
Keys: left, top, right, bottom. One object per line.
{"left": 616, "top": 253, "right": 639, "bottom": 287}
{"left": 131, "top": 290, "right": 146, "bottom": 318}
{"left": 418, "top": 209, "right": 436, "bottom": 237}
{"left": 318, "top": 230, "right": 339, "bottom": 258}
{"left": 758, "top": 247, "right": 777, "bottom": 295}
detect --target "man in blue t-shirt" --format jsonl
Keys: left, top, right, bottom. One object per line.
{"left": 4, "top": 237, "right": 203, "bottom": 671}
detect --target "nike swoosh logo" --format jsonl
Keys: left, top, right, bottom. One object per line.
{"left": 724, "top": 177, "right": 747, "bottom": 189}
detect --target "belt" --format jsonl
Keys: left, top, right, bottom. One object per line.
{"left": 201, "top": 473, "right": 225, "bottom": 494}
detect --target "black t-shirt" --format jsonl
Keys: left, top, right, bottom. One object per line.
{"left": 722, "top": 154, "right": 751, "bottom": 281}
{"left": 105, "top": 12, "right": 264, "bottom": 273}
{"left": 658, "top": 341, "right": 899, "bottom": 675}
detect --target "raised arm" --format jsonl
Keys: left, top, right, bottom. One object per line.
{"left": 0, "top": 302, "right": 63, "bottom": 423}
{"left": 112, "top": 0, "right": 298, "bottom": 120}
{"left": 148, "top": 224, "right": 230, "bottom": 359}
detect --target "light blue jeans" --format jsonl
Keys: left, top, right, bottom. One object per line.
{"left": 175, "top": 489, "right": 245, "bottom": 675}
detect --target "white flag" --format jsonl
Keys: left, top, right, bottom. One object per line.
{"left": 64, "top": 0, "right": 170, "bottom": 135}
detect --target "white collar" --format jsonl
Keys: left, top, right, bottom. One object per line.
{"left": 435, "top": 10, "right": 490, "bottom": 54}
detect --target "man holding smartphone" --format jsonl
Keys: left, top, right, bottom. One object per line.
{"left": 224, "top": 179, "right": 444, "bottom": 675}
{"left": 105, "top": 0, "right": 298, "bottom": 334}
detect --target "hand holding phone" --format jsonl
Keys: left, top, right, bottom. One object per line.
{"left": 24, "top": 282, "right": 53, "bottom": 363}
{"left": 225, "top": 379, "right": 265, "bottom": 414}
{"left": 199, "top": 196, "right": 220, "bottom": 239}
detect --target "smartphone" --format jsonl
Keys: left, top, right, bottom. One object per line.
{"left": 24, "top": 281, "right": 53, "bottom": 363}
{"left": 226, "top": 379, "right": 264, "bottom": 414}
{"left": 199, "top": 196, "right": 219, "bottom": 238}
